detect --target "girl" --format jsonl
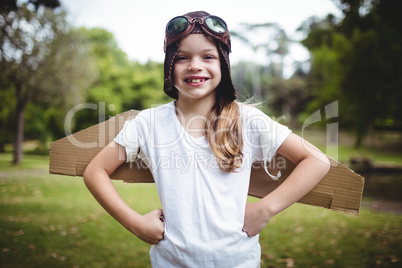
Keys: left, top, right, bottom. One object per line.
{"left": 83, "top": 11, "right": 330, "bottom": 268}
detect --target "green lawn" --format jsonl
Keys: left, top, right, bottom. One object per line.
{"left": 1, "top": 151, "right": 401, "bottom": 267}
{"left": 296, "top": 129, "right": 402, "bottom": 165}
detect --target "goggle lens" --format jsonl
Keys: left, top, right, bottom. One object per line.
{"left": 166, "top": 17, "right": 188, "bottom": 35}
{"left": 205, "top": 16, "right": 227, "bottom": 34}
{"left": 166, "top": 16, "right": 227, "bottom": 35}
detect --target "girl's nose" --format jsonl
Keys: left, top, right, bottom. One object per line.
{"left": 187, "top": 58, "right": 202, "bottom": 72}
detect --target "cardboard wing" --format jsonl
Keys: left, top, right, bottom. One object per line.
{"left": 50, "top": 110, "right": 365, "bottom": 215}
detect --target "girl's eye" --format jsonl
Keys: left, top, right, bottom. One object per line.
{"left": 176, "top": 56, "right": 188, "bottom": 61}
{"left": 204, "top": 55, "right": 216, "bottom": 60}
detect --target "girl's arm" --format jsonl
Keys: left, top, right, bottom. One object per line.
{"left": 243, "top": 133, "right": 330, "bottom": 236}
{"left": 83, "top": 141, "right": 164, "bottom": 245}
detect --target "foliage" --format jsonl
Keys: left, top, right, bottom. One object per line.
{"left": 231, "top": 60, "right": 310, "bottom": 128}
{"left": 71, "top": 27, "right": 168, "bottom": 133}
{"left": 128, "top": 61, "right": 168, "bottom": 110}
{"left": 301, "top": 0, "right": 402, "bottom": 146}
{"left": 231, "top": 61, "right": 273, "bottom": 102}
{"left": 0, "top": 1, "right": 169, "bottom": 161}
{"left": 0, "top": 1, "right": 95, "bottom": 163}
{"left": 0, "top": 0, "right": 61, "bottom": 13}
{"left": 231, "top": 23, "right": 312, "bottom": 127}
{"left": 0, "top": 86, "right": 14, "bottom": 152}
{"left": 268, "top": 75, "right": 309, "bottom": 128}
{"left": 231, "top": 22, "right": 291, "bottom": 78}
{"left": 70, "top": 27, "right": 132, "bottom": 132}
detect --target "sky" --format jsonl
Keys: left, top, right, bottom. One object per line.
{"left": 61, "top": 0, "right": 342, "bottom": 73}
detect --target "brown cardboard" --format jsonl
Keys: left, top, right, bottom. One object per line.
{"left": 50, "top": 110, "right": 365, "bottom": 215}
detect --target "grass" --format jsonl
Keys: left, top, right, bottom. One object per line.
{"left": 1, "top": 153, "right": 401, "bottom": 267}
{"left": 260, "top": 205, "right": 401, "bottom": 267}
{"left": 295, "top": 128, "right": 402, "bottom": 165}
{"left": 2, "top": 130, "right": 402, "bottom": 267}
{"left": 0, "top": 153, "right": 160, "bottom": 268}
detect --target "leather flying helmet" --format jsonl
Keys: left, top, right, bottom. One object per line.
{"left": 163, "top": 11, "right": 237, "bottom": 100}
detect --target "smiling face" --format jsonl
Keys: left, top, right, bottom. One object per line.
{"left": 173, "top": 34, "right": 222, "bottom": 104}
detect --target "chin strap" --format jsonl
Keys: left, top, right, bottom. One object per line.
{"left": 260, "top": 130, "right": 282, "bottom": 181}
{"left": 264, "top": 161, "right": 281, "bottom": 181}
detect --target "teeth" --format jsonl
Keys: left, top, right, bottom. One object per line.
{"left": 187, "top": 79, "right": 205, "bottom": 83}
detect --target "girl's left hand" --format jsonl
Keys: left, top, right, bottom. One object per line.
{"left": 242, "top": 202, "right": 272, "bottom": 237}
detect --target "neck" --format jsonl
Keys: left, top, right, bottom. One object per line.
{"left": 175, "top": 97, "right": 214, "bottom": 118}
{"left": 174, "top": 98, "right": 215, "bottom": 139}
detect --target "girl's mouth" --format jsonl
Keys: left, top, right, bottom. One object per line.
{"left": 185, "top": 78, "right": 208, "bottom": 83}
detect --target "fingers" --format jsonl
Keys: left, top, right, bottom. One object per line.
{"left": 143, "top": 209, "right": 165, "bottom": 244}
{"left": 243, "top": 202, "right": 269, "bottom": 237}
{"left": 242, "top": 227, "right": 256, "bottom": 237}
{"left": 154, "top": 209, "right": 165, "bottom": 222}
{"left": 155, "top": 208, "right": 163, "bottom": 216}
{"left": 241, "top": 227, "right": 250, "bottom": 237}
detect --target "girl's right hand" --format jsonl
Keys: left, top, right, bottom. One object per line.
{"left": 131, "top": 209, "right": 165, "bottom": 245}
{"left": 83, "top": 142, "right": 165, "bottom": 245}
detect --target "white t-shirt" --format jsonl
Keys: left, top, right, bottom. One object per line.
{"left": 114, "top": 101, "right": 291, "bottom": 268}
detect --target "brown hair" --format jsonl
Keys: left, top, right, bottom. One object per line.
{"left": 205, "top": 93, "right": 243, "bottom": 173}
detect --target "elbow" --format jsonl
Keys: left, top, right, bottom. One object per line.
{"left": 83, "top": 164, "right": 94, "bottom": 187}
{"left": 302, "top": 148, "right": 330, "bottom": 180}
{"left": 83, "top": 167, "right": 89, "bottom": 182}
{"left": 321, "top": 161, "right": 330, "bottom": 180}
{"left": 323, "top": 156, "right": 331, "bottom": 173}
{"left": 82, "top": 162, "right": 110, "bottom": 189}
{"left": 315, "top": 152, "right": 330, "bottom": 179}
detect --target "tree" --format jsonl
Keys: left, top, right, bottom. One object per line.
{"left": 269, "top": 75, "right": 309, "bottom": 129}
{"left": 71, "top": 28, "right": 168, "bottom": 133}
{"left": 301, "top": 0, "right": 402, "bottom": 146}
{"left": 231, "top": 23, "right": 293, "bottom": 91}
{"left": 127, "top": 60, "right": 167, "bottom": 110}
{"left": 300, "top": 15, "right": 344, "bottom": 114}
{"left": 231, "top": 23, "right": 311, "bottom": 123}
{"left": 336, "top": 0, "right": 402, "bottom": 146}
{"left": 0, "top": 1, "right": 96, "bottom": 163}
{"left": 68, "top": 27, "right": 130, "bottom": 132}
{"left": 0, "top": 84, "right": 14, "bottom": 152}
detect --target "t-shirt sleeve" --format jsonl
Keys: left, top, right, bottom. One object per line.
{"left": 242, "top": 106, "right": 292, "bottom": 180}
{"left": 114, "top": 119, "right": 139, "bottom": 163}
{"left": 258, "top": 115, "right": 291, "bottom": 163}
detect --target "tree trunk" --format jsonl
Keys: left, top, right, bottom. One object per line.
{"left": 13, "top": 103, "right": 24, "bottom": 164}
{"left": 13, "top": 83, "right": 25, "bottom": 164}
{"left": 288, "top": 99, "right": 298, "bottom": 129}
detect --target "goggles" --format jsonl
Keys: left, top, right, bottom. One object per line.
{"left": 164, "top": 15, "right": 231, "bottom": 52}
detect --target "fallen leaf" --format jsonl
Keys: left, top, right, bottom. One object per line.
{"left": 277, "top": 258, "right": 295, "bottom": 267}
{"left": 295, "top": 226, "right": 304, "bottom": 233}
{"left": 14, "top": 230, "right": 24, "bottom": 236}
{"left": 59, "top": 256, "right": 67, "bottom": 261}
{"left": 262, "top": 253, "right": 274, "bottom": 260}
